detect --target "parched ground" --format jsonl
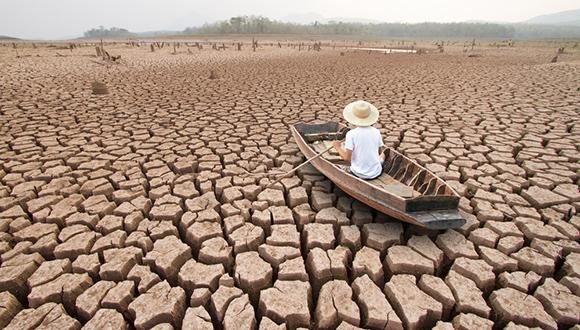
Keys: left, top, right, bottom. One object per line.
{"left": 0, "top": 41, "right": 579, "bottom": 330}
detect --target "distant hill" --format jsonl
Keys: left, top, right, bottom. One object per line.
{"left": 0, "top": 35, "right": 19, "bottom": 40}
{"left": 525, "top": 8, "right": 580, "bottom": 26}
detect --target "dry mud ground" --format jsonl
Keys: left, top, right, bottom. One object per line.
{"left": 0, "top": 42, "right": 579, "bottom": 330}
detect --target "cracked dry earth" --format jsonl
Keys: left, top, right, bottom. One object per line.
{"left": 0, "top": 43, "right": 579, "bottom": 330}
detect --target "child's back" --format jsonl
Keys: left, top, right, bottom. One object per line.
{"left": 345, "top": 126, "right": 384, "bottom": 179}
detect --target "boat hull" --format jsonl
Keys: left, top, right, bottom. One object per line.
{"left": 291, "top": 123, "right": 466, "bottom": 229}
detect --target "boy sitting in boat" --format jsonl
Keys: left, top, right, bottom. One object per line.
{"left": 332, "top": 100, "right": 385, "bottom": 180}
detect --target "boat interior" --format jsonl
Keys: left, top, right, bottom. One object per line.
{"left": 297, "top": 123, "right": 456, "bottom": 200}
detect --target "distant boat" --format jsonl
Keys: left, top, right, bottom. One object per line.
{"left": 292, "top": 122, "right": 466, "bottom": 230}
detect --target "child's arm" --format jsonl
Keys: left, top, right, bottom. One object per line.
{"left": 332, "top": 141, "right": 352, "bottom": 162}
{"left": 378, "top": 132, "right": 385, "bottom": 156}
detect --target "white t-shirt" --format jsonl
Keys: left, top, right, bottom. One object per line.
{"left": 344, "top": 126, "right": 384, "bottom": 179}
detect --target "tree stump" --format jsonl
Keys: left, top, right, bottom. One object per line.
{"left": 252, "top": 38, "right": 258, "bottom": 52}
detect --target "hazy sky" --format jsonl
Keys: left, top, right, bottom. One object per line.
{"left": 1, "top": 0, "right": 578, "bottom": 39}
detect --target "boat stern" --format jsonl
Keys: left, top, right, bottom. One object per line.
{"left": 408, "top": 209, "right": 466, "bottom": 230}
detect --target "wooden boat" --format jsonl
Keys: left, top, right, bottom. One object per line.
{"left": 291, "top": 122, "right": 466, "bottom": 230}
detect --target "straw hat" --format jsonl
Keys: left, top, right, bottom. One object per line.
{"left": 343, "top": 100, "right": 379, "bottom": 126}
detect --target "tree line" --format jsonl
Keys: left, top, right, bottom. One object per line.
{"left": 83, "top": 16, "right": 580, "bottom": 39}
{"left": 184, "top": 15, "right": 580, "bottom": 39}
{"left": 83, "top": 26, "right": 135, "bottom": 38}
